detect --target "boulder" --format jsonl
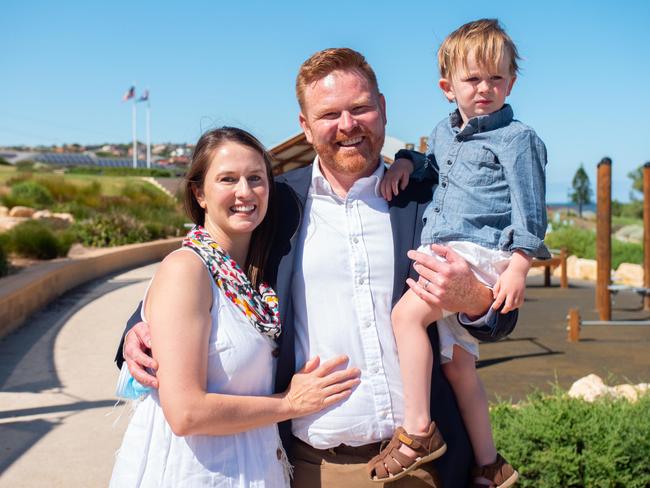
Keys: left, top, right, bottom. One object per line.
{"left": 33, "top": 209, "right": 53, "bottom": 220}
{"left": 9, "top": 206, "right": 35, "bottom": 218}
{"left": 614, "top": 224, "right": 643, "bottom": 244}
{"left": 614, "top": 263, "right": 644, "bottom": 287}
{"left": 52, "top": 212, "right": 75, "bottom": 223}
{"left": 0, "top": 216, "right": 28, "bottom": 232}
{"left": 0, "top": 206, "right": 8, "bottom": 217}
{"left": 563, "top": 255, "right": 598, "bottom": 281}
{"left": 569, "top": 374, "right": 650, "bottom": 402}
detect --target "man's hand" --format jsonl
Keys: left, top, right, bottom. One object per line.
{"left": 406, "top": 243, "right": 492, "bottom": 318}
{"left": 492, "top": 251, "right": 532, "bottom": 313}
{"left": 124, "top": 322, "right": 159, "bottom": 388}
{"left": 380, "top": 158, "right": 414, "bottom": 201}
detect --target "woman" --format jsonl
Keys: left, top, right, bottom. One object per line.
{"left": 110, "top": 127, "right": 360, "bottom": 487}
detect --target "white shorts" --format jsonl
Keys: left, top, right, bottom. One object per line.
{"left": 417, "top": 241, "right": 512, "bottom": 363}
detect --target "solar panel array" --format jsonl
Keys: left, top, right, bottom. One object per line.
{"left": 33, "top": 153, "right": 167, "bottom": 169}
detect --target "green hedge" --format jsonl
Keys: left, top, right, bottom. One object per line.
{"left": 492, "top": 393, "right": 650, "bottom": 487}
{"left": 3, "top": 220, "right": 73, "bottom": 259}
{"left": 3, "top": 180, "right": 54, "bottom": 208}
{"left": 545, "top": 226, "right": 642, "bottom": 269}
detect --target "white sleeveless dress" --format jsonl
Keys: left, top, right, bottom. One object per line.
{"left": 110, "top": 250, "right": 289, "bottom": 487}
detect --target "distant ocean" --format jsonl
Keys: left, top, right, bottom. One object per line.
{"left": 546, "top": 179, "right": 634, "bottom": 205}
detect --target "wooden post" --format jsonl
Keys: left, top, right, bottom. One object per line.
{"left": 544, "top": 265, "right": 551, "bottom": 287}
{"left": 596, "top": 158, "right": 612, "bottom": 321}
{"left": 568, "top": 308, "right": 581, "bottom": 342}
{"left": 560, "top": 247, "right": 568, "bottom": 288}
{"left": 419, "top": 136, "right": 428, "bottom": 153}
{"left": 643, "top": 162, "right": 650, "bottom": 310}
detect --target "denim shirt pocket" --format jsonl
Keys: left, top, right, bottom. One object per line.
{"left": 455, "top": 146, "right": 502, "bottom": 187}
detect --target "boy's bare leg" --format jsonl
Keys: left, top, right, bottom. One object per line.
{"left": 391, "top": 289, "right": 442, "bottom": 457}
{"left": 441, "top": 346, "right": 497, "bottom": 467}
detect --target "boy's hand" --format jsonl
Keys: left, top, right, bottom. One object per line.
{"left": 380, "top": 158, "right": 414, "bottom": 201}
{"left": 492, "top": 251, "right": 532, "bottom": 313}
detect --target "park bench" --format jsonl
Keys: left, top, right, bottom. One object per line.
{"left": 530, "top": 248, "right": 568, "bottom": 288}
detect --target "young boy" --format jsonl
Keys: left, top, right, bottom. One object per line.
{"left": 367, "top": 19, "right": 549, "bottom": 486}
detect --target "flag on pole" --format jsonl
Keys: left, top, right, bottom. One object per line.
{"left": 137, "top": 89, "right": 149, "bottom": 103}
{"left": 122, "top": 86, "right": 135, "bottom": 102}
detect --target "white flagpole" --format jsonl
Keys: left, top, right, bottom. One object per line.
{"left": 132, "top": 97, "right": 137, "bottom": 169}
{"left": 146, "top": 97, "right": 151, "bottom": 169}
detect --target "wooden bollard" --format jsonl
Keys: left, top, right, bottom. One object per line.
{"left": 596, "top": 158, "right": 612, "bottom": 321}
{"left": 643, "top": 162, "right": 650, "bottom": 310}
{"left": 568, "top": 308, "right": 581, "bottom": 342}
{"left": 560, "top": 247, "right": 568, "bottom": 288}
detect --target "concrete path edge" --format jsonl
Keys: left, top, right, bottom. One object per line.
{"left": 0, "top": 237, "right": 183, "bottom": 339}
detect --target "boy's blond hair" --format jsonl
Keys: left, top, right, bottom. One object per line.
{"left": 438, "top": 19, "right": 520, "bottom": 79}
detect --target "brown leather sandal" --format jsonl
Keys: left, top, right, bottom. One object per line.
{"left": 469, "top": 453, "right": 519, "bottom": 487}
{"left": 367, "top": 422, "right": 447, "bottom": 483}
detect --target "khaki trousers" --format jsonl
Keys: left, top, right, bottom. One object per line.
{"left": 289, "top": 436, "right": 441, "bottom": 488}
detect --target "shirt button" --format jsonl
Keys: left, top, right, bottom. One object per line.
{"left": 434, "top": 207, "right": 440, "bottom": 213}
{"left": 441, "top": 182, "right": 447, "bottom": 188}
{"left": 352, "top": 237, "right": 359, "bottom": 244}
{"left": 447, "top": 159, "right": 452, "bottom": 165}
{"left": 276, "top": 448, "right": 282, "bottom": 460}
{"left": 358, "top": 277, "right": 365, "bottom": 285}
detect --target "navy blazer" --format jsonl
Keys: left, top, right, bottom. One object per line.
{"left": 267, "top": 165, "right": 473, "bottom": 486}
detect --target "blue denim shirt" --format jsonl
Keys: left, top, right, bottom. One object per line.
{"left": 418, "top": 104, "right": 550, "bottom": 258}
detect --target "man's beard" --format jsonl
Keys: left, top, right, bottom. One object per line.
{"left": 313, "top": 130, "right": 384, "bottom": 176}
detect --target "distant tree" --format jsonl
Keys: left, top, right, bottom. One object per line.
{"left": 627, "top": 163, "right": 650, "bottom": 198}
{"left": 570, "top": 164, "right": 592, "bottom": 217}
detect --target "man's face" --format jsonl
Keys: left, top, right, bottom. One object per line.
{"left": 439, "top": 51, "right": 516, "bottom": 124}
{"left": 299, "top": 69, "right": 387, "bottom": 178}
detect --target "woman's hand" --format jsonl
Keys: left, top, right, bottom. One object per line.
{"left": 283, "top": 355, "right": 361, "bottom": 418}
{"left": 124, "top": 322, "right": 159, "bottom": 388}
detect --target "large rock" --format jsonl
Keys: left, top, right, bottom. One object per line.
{"left": 0, "top": 216, "right": 28, "bottom": 232}
{"left": 9, "top": 206, "right": 35, "bottom": 218}
{"left": 52, "top": 212, "right": 75, "bottom": 223}
{"left": 0, "top": 206, "right": 8, "bottom": 217}
{"left": 563, "top": 255, "right": 598, "bottom": 281}
{"left": 614, "top": 263, "right": 644, "bottom": 287}
{"left": 614, "top": 224, "right": 643, "bottom": 244}
{"left": 568, "top": 374, "right": 650, "bottom": 402}
{"left": 33, "top": 209, "right": 53, "bottom": 219}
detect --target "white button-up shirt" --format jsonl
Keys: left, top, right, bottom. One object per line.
{"left": 291, "top": 159, "right": 405, "bottom": 448}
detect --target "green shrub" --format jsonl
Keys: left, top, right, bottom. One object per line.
{"left": 0, "top": 156, "right": 11, "bottom": 166}
{"left": 73, "top": 213, "right": 153, "bottom": 247}
{"left": 15, "top": 160, "right": 35, "bottom": 172}
{"left": 7, "top": 180, "right": 54, "bottom": 207}
{"left": 545, "top": 226, "right": 596, "bottom": 260}
{"left": 545, "top": 226, "right": 642, "bottom": 268}
{"left": 5, "top": 220, "right": 71, "bottom": 259}
{"left": 492, "top": 393, "right": 650, "bottom": 487}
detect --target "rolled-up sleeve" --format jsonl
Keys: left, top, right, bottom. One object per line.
{"left": 499, "top": 129, "right": 551, "bottom": 259}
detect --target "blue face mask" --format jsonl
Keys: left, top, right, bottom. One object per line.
{"left": 115, "top": 364, "right": 152, "bottom": 400}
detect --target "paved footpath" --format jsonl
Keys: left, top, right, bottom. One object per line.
{"left": 0, "top": 264, "right": 156, "bottom": 487}
{"left": 1, "top": 265, "right": 649, "bottom": 486}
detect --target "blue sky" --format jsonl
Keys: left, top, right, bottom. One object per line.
{"left": 3, "top": 0, "right": 649, "bottom": 202}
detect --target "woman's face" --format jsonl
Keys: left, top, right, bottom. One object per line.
{"left": 194, "top": 141, "right": 269, "bottom": 240}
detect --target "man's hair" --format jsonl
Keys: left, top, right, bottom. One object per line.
{"left": 296, "top": 48, "right": 380, "bottom": 110}
{"left": 438, "top": 19, "right": 520, "bottom": 79}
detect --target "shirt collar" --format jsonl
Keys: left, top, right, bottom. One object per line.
{"left": 450, "top": 104, "right": 514, "bottom": 138}
{"left": 310, "top": 156, "right": 385, "bottom": 199}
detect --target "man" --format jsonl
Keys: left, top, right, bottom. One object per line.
{"left": 117, "top": 48, "right": 516, "bottom": 487}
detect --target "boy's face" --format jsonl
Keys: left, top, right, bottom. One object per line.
{"left": 439, "top": 51, "right": 516, "bottom": 124}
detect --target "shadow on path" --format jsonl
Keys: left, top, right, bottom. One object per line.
{"left": 0, "top": 277, "right": 143, "bottom": 394}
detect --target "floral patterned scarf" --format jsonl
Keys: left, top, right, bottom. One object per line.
{"left": 182, "top": 225, "right": 281, "bottom": 341}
